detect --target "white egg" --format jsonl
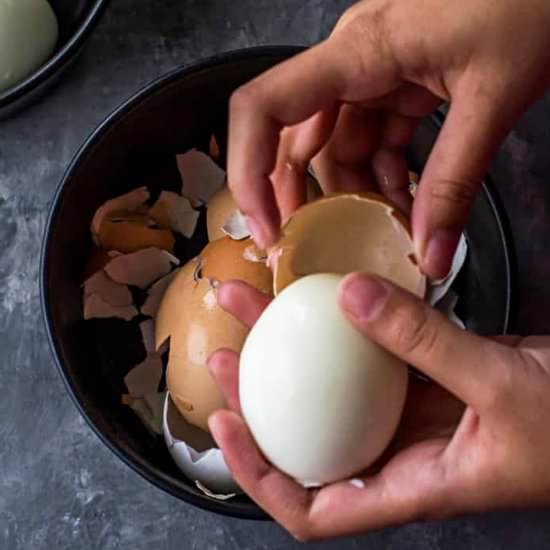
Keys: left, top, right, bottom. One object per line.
{"left": 0, "top": 0, "right": 58, "bottom": 93}
{"left": 239, "top": 273, "right": 408, "bottom": 486}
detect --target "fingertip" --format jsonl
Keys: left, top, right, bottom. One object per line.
{"left": 208, "top": 409, "right": 239, "bottom": 444}
{"left": 338, "top": 273, "right": 389, "bottom": 322}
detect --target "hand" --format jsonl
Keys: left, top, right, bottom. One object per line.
{"left": 208, "top": 277, "right": 550, "bottom": 540}
{"left": 227, "top": 0, "right": 550, "bottom": 277}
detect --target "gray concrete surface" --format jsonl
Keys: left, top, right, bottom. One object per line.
{"left": 2, "top": 1, "right": 550, "bottom": 548}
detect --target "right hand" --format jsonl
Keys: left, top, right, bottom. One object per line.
{"left": 227, "top": 0, "right": 550, "bottom": 278}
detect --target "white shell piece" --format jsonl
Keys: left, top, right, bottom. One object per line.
{"left": 83, "top": 270, "right": 133, "bottom": 307}
{"left": 139, "top": 319, "right": 156, "bottom": 354}
{"left": 124, "top": 354, "right": 163, "bottom": 398}
{"left": 150, "top": 191, "right": 200, "bottom": 238}
{"left": 221, "top": 210, "right": 250, "bottom": 240}
{"left": 428, "top": 233, "right": 468, "bottom": 306}
{"left": 91, "top": 187, "right": 150, "bottom": 243}
{"left": 163, "top": 393, "right": 240, "bottom": 495}
{"left": 83, "top": 294, "right": 138, "bottom": 321}
{"left": 437, "top": 291, "right": 466, "bottom": 330}
{"left": 104, "top": 248, "right": 179, "bottom": 289}
{"left": 129, "top": 391, "right": 165, "bottom": 435}
{"left": 195, "top": 481, "right": 236, "bottom": 501}
{"left": 141, "top": 269, "right": 180, "bottom": 317}
{"left": 177, "top": 149, "right": 226, "bottom": 204}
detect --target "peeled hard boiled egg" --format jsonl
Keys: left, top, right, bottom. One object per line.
{"left": 0, "top": 0, "right": 59, "bottom": 93}
{"left": 240, "top": 273, "right": 408, "bottom": 486}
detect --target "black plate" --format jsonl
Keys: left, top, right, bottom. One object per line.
{"left": 40, "top": 47, "right": 515, "bottom": 520}
{"left": 0, "top": 0, "right": 110, "bottom": 120}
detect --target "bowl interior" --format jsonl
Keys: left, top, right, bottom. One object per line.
{"left": 42, "top": 49, "right": 513, "bottom": 519}
{"left": 49, "top": 0, "right": 95, "bottom": 46}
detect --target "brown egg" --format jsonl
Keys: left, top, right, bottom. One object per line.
{"left": 98, "top": 210, "right": 175, "bottom": 254}
{"left": 156, "top": 238, "right": 273, "bottom": 432}
{"left": 270, "top": 192, "right": 426, "bottom": 297}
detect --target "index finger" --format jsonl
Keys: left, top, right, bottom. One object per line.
{"left": 228, "top": 38, "right": 398, "bottom": 248}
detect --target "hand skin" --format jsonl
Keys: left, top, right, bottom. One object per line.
{"left": 227, "top": 0, "right": 550, "bottom": 278}
{"left": 207, "top": 277, "right": 550, "bottom": 541}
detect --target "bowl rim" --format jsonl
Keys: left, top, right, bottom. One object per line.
{"left": 40, "top": 45, "right": 304, "bottom": 521}
{"left": 40, "top": 45, "right": 516, "bottom": 521}
{"left": 0, "top": 0, "right": 111, "bottom": 108}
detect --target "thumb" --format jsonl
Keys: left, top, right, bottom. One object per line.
{"left": 412, "top": 90, "right": 516, "bottom": 279}
{"left": 338, "top": 273, "right": 508, "bottom": 409}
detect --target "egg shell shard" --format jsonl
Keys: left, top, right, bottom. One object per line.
{"left": 206, "top": 186, "right": 237, "bottom": 241}
{"left": 209, "top": 135, "right": 221, "bottom": 159}
{"left": 177, "top": 149, "right": 226, "bottom": 204}
{"left": 149, "top": 191, "right": 200, "bottom": 239}
{"left": 83, "top": 294, "right": 138, "bottom": 321}
{"left": 105, "top": 248, "right": 179, "bottom": 289}
{"left": 141, "top": 269, "right": 180, "bottom": 318}
{"left": 163, "top": 394, "right": 240, "bottom": 495}
{"left": 83, "top": 270, "right": 133, "bottom": 307}
{"left": 98, "top": 216, "right": 175, "bottom": 254}
{"left": 221, "top": 210, "right": 250, "bottom": 241}
{"left": 129, "top": 391, "right": 165, "bottom": 435}
{"left": 239, "top": 274, "right": 408, "bottom": 486}
{"left": 436, "top": 290, "right": 466, "bottom": 330}
{"left": 427, "top": 233, "right": 468, "bottom": 305}
{"left": 124, "top": 354, "right": 163, "bottom": 398}
{"left": 0, "top": 0, "right": 58, "bottom": 93}
{"left": 271, "top": 193, "right": 426, "bottom": 298}
{"left": 139, "top": 320, "right": 156, "bottom": 354}
{"left": 91, "top": 187, "right": 150, "bottom": 243}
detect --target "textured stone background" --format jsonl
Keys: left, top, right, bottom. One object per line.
{"left": 1, "top": 1, "right": 550, "bottom": 548}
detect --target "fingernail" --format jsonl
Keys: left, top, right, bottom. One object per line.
{"left": 425, "top": 229, "right": 460, "bottom": 278}
{"left": 341, "top": 275, "right": 388, "bottom": 321}
{"left": 244, "top": 215, "right": 268, "bottom": 249}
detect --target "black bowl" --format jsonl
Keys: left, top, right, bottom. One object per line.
{"left": 40, "top": 47, "right": 515, "bottom": 520}
{"left": 0, "top": 0, "right": 110, "bottom": 120}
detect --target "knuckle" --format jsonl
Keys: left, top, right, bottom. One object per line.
{"left": 429, "top": 178, "right": 479, "bottom": 211}
{"left": 391, "top": 303, "right": 438, "bottom": 358}
{"left": 230, "top": 82, "right": 262, "bottom": 112}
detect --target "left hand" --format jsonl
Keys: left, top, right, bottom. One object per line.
{"left": 207, "top": 276, "right": 550, "bottom": 541}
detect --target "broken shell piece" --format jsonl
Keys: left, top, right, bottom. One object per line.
{"left": 141, "top": 269, "right": 180, "bottom": 318}
{"left": 149, "top": 191, "right": 199, "bottom": 239}
{"left": 91, "top": 187, "right": 150, "bottom": 243}
{"left": 98, "top": 214, "right": 175, "bottom": 254}
{"left": 105, "top": 248, "right": 179, "bottom": 289}
{"left": 209, "top": 134, "right": 220, "bottom": 159}
{"left": 177, "top": 149, "right": 226, "bottom": 204}
{"left": 206, "top": 186, "right": 236, "bottom": 241}
{"left": 83, "top": 270, "right": 133, "bottom": 307}
{"left": 139, "top": 319, "right": 156, "bottom": 354}
{"left": 83, "top": 294, "right": 138, "bottom": 321}
{"left": 129, "top": 391, "right": 165, "bottom": 435}
{"left": 124, "top": 354, "right": 163, "bottom": 398}
{"left": 195, "top": 481, "right": 236, "bottom": 501}
{"left": 436, "top": 290, "right": 466, "bottom": 330}
{"left": 349, "top": 478, "right": 366, "bottom": 489}
{"left": 222, "top": 210, "right": 250, "bottom": 240}
{"left": 163, "top": 393, "right": 240, "bottom": 495}
{"left": 428, "top": 233, "right": 468, "bottom": 306}
{"left": 271, "top": 193, "right": 426, "bottom": 297}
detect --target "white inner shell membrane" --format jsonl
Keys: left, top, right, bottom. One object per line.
{"left": 0, "top": 0, "right": 59, "bottom": 93}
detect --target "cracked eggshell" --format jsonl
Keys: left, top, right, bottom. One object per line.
{"left": 177, "top": 149, "right": 226, "bottom": 204}
{"left": 105, "top": 248, "right": 179, "bottom": 289}
{"left": 141, "top": 269, "right": 180, "bottom": 318}
{"left": 271, "top": 193, "right": 426, "bottom": 297}
{"left": 149, "top": 191, "right": 200, "bottom": 239}
{"left": 240, "top": 273, "right": 408, "bottom": 486}
{"left": 163, "top": 393, "right": 239, "bottom": 495}
{"left": 97, "top": 212, "right": 175, "bottom": 254}
{"left": 156, "top": 238, "right": 273, "bottom": 432}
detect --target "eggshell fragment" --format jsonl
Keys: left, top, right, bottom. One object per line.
{"left": 105, "top": 248, "right": 179, "bottom": 289}
{"left": 139, "top": 320, "right": 156, "bottom": 354}
{"left": 98, "top": 214, "right": 175, "bottom": 254}
{"left": 83, "top": 270, "right": 133, "bottom": 307}
{"left": 141, "top": 269, "right": 180, "bottom": 318}
{"left": 83, "top": 294, "right": 138, "bottom": 321}
{"left": 163, "top": 393, "right": 239, "bottom": 495}
{"left": 222, "top": 210, "right": 249, "bottom": 241}
{"left": 129, "top": 391, "right": 165, "bottom": 435}
{"left": 271, "top": 193, "right": 426, "bottom": 297}
{"left": 177, "top": 149, "right": 226, "bottom": 204}
{"left": 206, "top": 186, "right": 236, "bottom": 241}
{"left": 240, "top": 274, "right": 408, "bottom": 486}
{"left": 124, "top": 354, "right": 163, "bottom": 398}
{"left": 149, "top": 191, "right": 200, "bottom": 238}
{"left": 91, "top": 187, "right": 150, "bottom": 243}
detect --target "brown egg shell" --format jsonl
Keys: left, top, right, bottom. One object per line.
{"left": 270, "top": 192, "right": 426, "bottom": 297}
